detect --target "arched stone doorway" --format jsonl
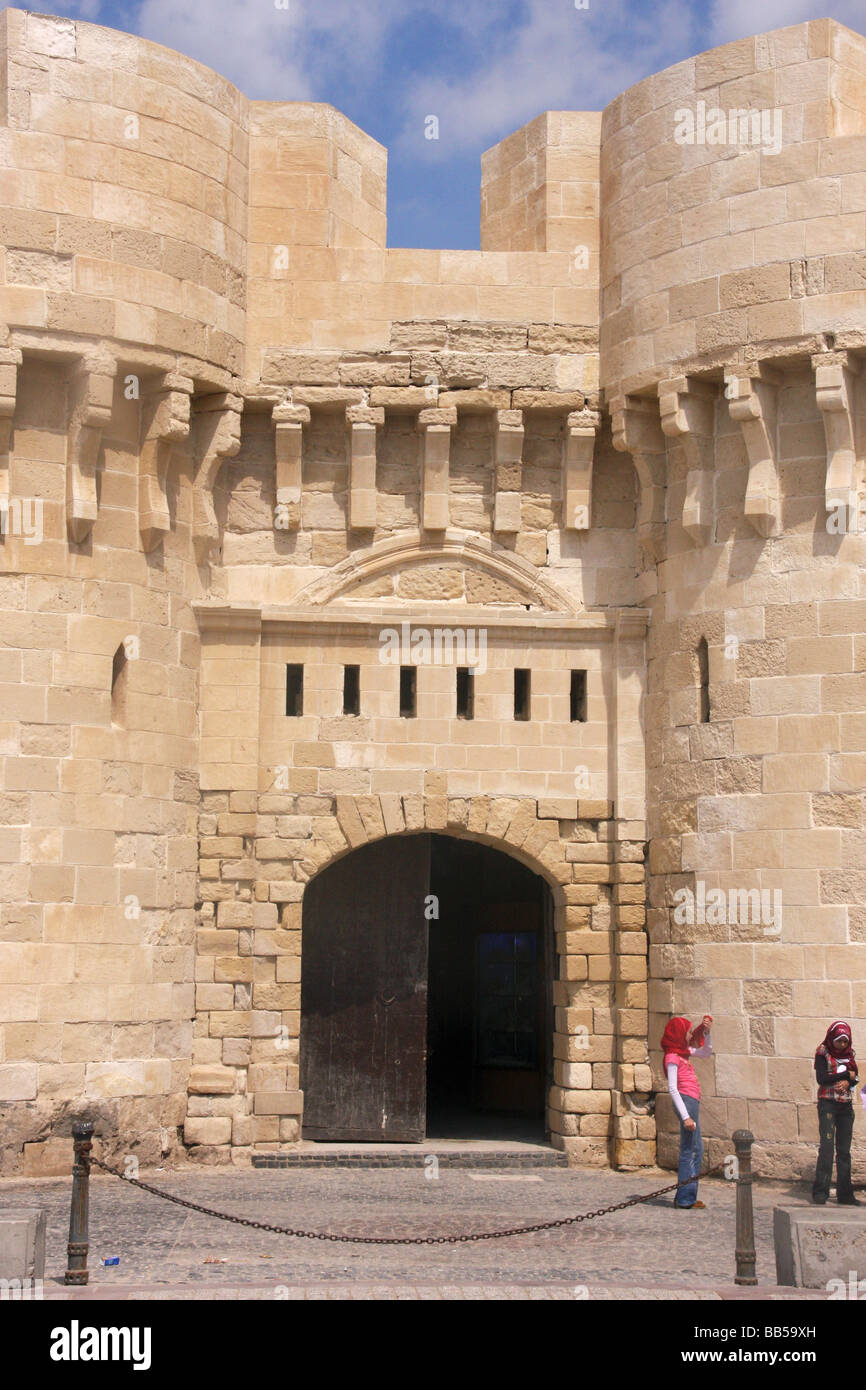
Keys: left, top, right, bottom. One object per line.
{"left": 300, "top": 833, "right": 554, "bottom": 1143}
{"left": 188, "top": 787, "right": 652, "bottom": 1167}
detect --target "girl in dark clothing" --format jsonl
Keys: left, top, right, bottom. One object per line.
{"left": 812, "top": 1020, "right": 860, "bottom": 1205}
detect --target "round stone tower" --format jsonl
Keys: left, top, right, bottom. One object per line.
{"left": 601, "top": 18, "right": 866, "bottom": 1175}
{"left": 0, "top": 7, "right": 247, "bottom": 1169}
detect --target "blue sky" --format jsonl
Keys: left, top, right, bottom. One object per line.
{"left": 30, "top": 0, "right": 866, "bottom": 248}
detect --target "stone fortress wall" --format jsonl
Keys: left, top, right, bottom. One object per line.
{"left": 0, "top": 6, "right": 863, "bottom": 1179}
{"left": 598, "top": 21, "right": 866, "bottom": 1174}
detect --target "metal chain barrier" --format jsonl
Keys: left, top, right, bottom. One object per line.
{"left": 88, "top": 1152, "right": 732, "bottom": 1246}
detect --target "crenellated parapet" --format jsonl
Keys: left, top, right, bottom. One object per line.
{"left": 0, "top": 323, "right": 612, "bottom": 565}
{"left": 606, "top": 344, "right": 866, "bottom": 561}
{"left": 261, "top": 368, "right": 605, "bottom": 545}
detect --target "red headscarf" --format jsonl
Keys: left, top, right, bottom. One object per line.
{"left": 661, "top": 1017, "right": 692, "bottom": 1059}
{"left": 817, "top": 1021, "right": 855, "bottom": 1069}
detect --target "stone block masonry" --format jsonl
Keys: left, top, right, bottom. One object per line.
{"left": 0, "top": 1207, "right": 45, "bottom": 1280}
{"left": 0, "top": 8, "right": 863, "bottom": 1180}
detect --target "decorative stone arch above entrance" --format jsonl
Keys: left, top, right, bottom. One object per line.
{"left": 295, "top": 530, "right": 580, "bottom": 613}
{"left": 188, "top": 787, "right": 654, "bottom": 1170}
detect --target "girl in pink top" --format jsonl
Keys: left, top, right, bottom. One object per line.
{"left": 661, "top": 1015, "right": 713, "bottom": 1209}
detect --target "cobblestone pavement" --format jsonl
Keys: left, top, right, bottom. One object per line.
{"left": 1, "top": 1164, "right": 832, "bottom": 1300}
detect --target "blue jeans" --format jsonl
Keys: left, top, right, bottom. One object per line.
{"left": 676, "top": 1095, "right": 703, "bottom": 1207}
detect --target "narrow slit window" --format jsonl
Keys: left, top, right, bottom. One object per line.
{"left": 399, "top": 665, "right": 416, "bottom": 718}
{"left": 570, "top": 670, "right": 587, "bottom": 723}
{"left": 514, "top": 668, "right": 530, "bottom": 722}
{"left": 285, "top": 663, "right": 304, "bottom": 717}
{"left": 111, "top": 641, "right": 128, "bottom": 726}
{"left": 343, "top": 664, "right": 360, "bottom": 717}
{"left": 456, "top": 667, "right": 474, "bottom": 720}
{"left": 697, "top": 638, "right": 710, "bottom": 723}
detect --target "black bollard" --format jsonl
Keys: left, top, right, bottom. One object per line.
{"left": 64, "top": 1120, "right": 95, "bottom": 1286}
{"left": 732, "top": 1128, "right": 757, "bottom": 1286}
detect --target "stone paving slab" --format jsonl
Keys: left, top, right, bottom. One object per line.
{"left": 0, "top": 1164, "right": 843, "bottom": 1300}
{"left": 39, "top": 1281, "right": 827, "bottom": 1301}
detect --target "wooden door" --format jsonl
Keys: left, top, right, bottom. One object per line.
{"left": 300, "top": 834, "right": 430, "bottom": 1141}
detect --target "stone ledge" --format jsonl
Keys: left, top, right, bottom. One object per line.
{"left": 774, "top": 1204, "right": 866, "bottom": 1287}
{"left": 251, "top": 1147, "right": 568, "bottom": 1168}
{"left": 0, "top": 1209, "right": 46, "bottom": 1281}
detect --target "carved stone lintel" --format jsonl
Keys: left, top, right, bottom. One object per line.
{"left": 272, "top": 401, "right": 310, "bottom": 535}
{"left": 193, "top": 392, "right": 244, "bottom": 563}
{"left": 417, "top": 406, "right": 457, "bottom": 532}
{"left": 610, "top": 394, "right": 666, "bottom": 562}
{"left": 813, "top": 351, "right": 860, "bottom": 518}
{"left": 139, "top": 371, "right": 193, "bottom": 552}
{"left": 66, "top": 356, "right": 116, "bottom": 544}
{"left": 0, "top": 346, "right": 22, "bottom": 519}
{"left": 293, "top": 386, "right": 364, "bottom": 409}
{"left": 493, "top": 408, "right": 524, "bottom": 535}
{"left": 346, "top": 404, "right": 384, "bottom": 531}
{"left": 370, "top": 385, "right": 437, "bottom": 410}
{"left": 564, "top": 407, "right": 600, "bottom": 532}
{"left": 725, "top": 367, "right": 781, "bottom": 538}
{"left": 659, "top": 376, "right": 716, "bottom": 546}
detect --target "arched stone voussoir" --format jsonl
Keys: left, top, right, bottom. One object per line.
{"left": 288, "top": 792, "right": 602, "bottom": 908}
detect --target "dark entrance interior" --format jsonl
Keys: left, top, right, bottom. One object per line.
{"left": 300, "top": 833, "right": 553, "bottom": 1143}
{"left": 426, "top": 835, "right": 550, "bottom": 1141}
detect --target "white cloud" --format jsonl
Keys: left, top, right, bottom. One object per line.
{"left": 708, "top": 0, "right": 866, "bottom": 45}
{"left": 24, "top": 0, "right": 102, "bottom": 17}
{"left": 135, "top": 0, "right": 311, "bottom": 100}
{"left": 395, "top": 0, "right": 700, "bottom": 158}
{"left": 134, "top": 0, "right": 434, "bottom": 102}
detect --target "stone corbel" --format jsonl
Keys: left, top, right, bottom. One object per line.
{"left": 66, "top": 356, "right": 116, "bottom": 544}
{"left": 813, "top": 351, "right": 860, "bottom": 519}
{"left": 0, "top": 346, "right": 22, "bottom": 520}
{"left": 192, "top": 392, "right": 244, "bottom": 563}
{"left": 493, "top": 409, "right": 524, "bottom": 535}
{"left": 272, "top": 401, "right": 310, "bottom": 534}
{"left": 563, "top": 407, "right": 600, "bottom": 532}
{"left": 658, "top": 376, "right": 716, "bottom": 546}
{"left": 724, "top": 367, "right": 781, "bottom": 538}
{"left": 610, "top": 395, "right": 667, "bottom": 562}
{"left": 138, "top": 371, "right": 193, "bottom": 552}
{"left": 417, "top": 406, "right": 457, "bottom": 532}
{"left": 346, "top": 404, "right": 384, "bottom": 531}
